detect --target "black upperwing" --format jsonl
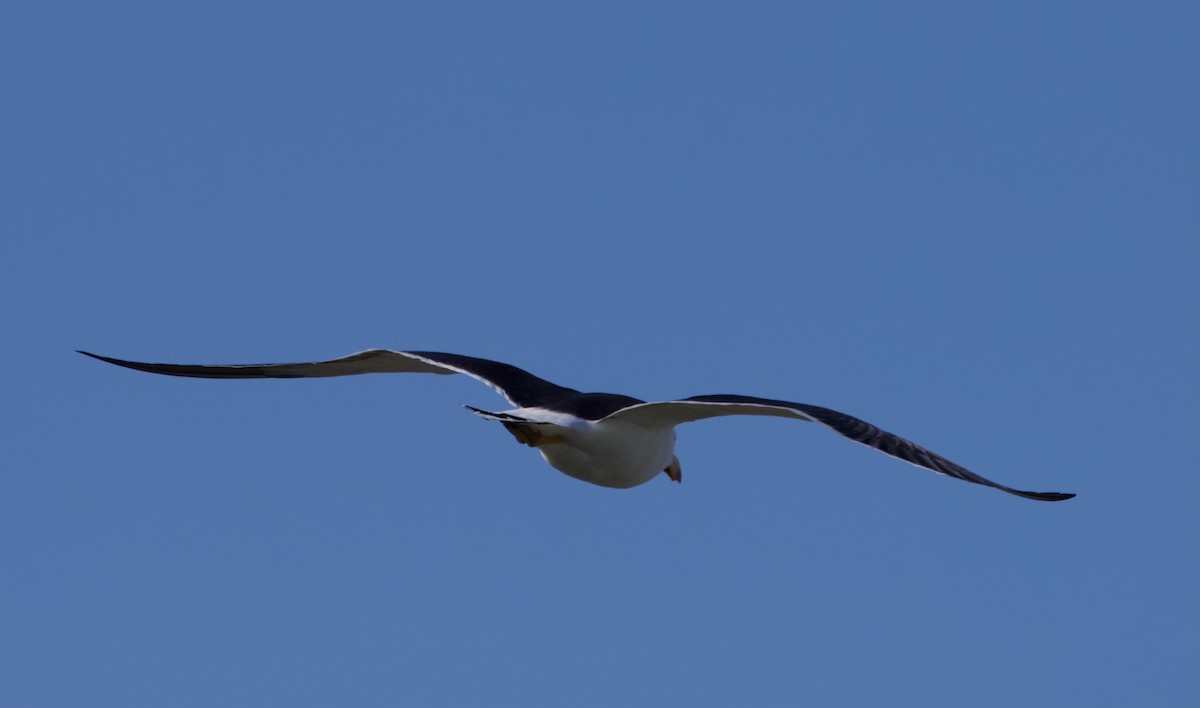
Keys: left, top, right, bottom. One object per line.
{"left": 605, "top": 393, "right": 1075, "bottom": 502}
{"left": 79, "top": 349, "right": 581, "bottom": 408}
{"left": 686, "top": 395, "right": 1074, "bottom": 502}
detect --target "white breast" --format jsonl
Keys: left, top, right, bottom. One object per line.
{"left": 511, "top": 409, "right": 676, "bottom": 489}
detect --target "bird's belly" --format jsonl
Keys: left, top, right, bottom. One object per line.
{"left": 538, "top": 420, "right": 675, "bottom": 489}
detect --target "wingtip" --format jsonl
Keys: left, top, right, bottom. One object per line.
{"left": 1019, "top": 490, "right": 1076, "bottom": 502}
{"left": 77, "top": 350, "right": 160, "bottom": 373}
{"left": 78, "top": 350, "right": 118, "bottom": 364}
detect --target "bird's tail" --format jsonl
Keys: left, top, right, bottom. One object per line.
{"left": 461, "top": 405, "right": 530, "bottom": 422}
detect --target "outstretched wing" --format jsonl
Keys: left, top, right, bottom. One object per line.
{"left": 604, "top": 394, "right": 1074, "bottom": 502}
{"left": 78, "top": 349, "right": 579, "bottom": 408}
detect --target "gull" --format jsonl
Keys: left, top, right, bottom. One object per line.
{"left": 79, "top": 349, "right": 1074, "bottom": 501}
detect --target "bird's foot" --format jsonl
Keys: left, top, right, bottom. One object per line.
{"left": 502, "top": 421, "right": 563, "bottom": 448}
{"left": 664, "top": 456, "right": 682, "bottom": 483}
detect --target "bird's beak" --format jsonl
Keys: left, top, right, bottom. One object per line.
{"left": 665, "top": 456, "right": 682, "bottom": 483}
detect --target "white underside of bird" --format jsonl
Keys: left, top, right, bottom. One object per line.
{"left": 470, "top": 406, "right": 678, "bottom": 488}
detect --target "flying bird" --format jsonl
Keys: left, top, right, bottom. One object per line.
{"left": 79, "top": 349, "right": 1074, "bottom": 501}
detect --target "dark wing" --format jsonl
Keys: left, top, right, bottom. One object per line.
{"left": 78, "top": 349, "right": 579, "bottom": 408}
{"left": 604, "top": 394, "right": 1074, "bottom": 502}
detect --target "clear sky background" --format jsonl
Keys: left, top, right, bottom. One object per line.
{"left": 2, "top": 2, "right": 1197, "bottom": 706}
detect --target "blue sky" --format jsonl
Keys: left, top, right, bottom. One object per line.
{"left": 2, "top": 2, "right": 1197, "bottom": 706}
